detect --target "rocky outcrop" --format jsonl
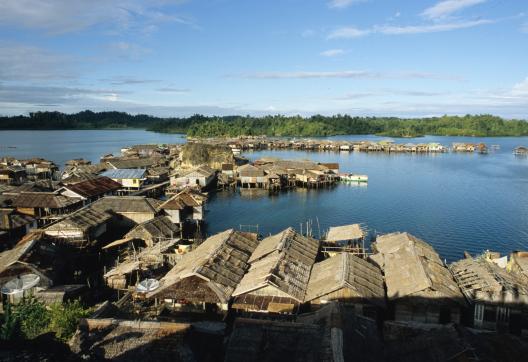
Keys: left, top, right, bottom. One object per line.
{"left": 180, "top": 143, "right": 234, "bottom": 169}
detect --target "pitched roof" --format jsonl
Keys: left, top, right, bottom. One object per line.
{"left": 325, "top": 224, "right": 365, "bottom": 242}
{"left": 106, "top": 158, "right": 157, "bottom": 169}
{"left": 12, "top": 192, "right": 82, "bottom": 209}
{"left": 125, "top": 216, "right": 180, "bottom": 241}
{"left": 45, "top": 207, "right": 113, "bottom": 233}
{"left": 159, "top": 189, "right": 207, "bottom": 210}
{"left": 179, "top": 165, "right": 215, "bottom": 178}
{"left": 450, "top": 257, "right": 528, "bottom": 306}
{"left": 91, "top": 196, "right": 162, "bottom": 214}
{"left": 237, "top": 164, "right": 264, "bottom": 177}
{"left": 233, "top": 228, "right": 320, "bottom": 302}
{"left": 101, "top": 168, "right": 146, "bottom": 180}
{"left": 305, "top": 253, "right": 386, "bottom": 306}
{"left": 62, "top": 176, "right": 121, "bottom": 198}
{"left": 148, "top": 229, "right": 258, "bottom": 303}
{"left": 0, "top": 237, "right": 37, "bottom": 274}
{"left": 372, "top": 232, "right": 464, "bottom": 303}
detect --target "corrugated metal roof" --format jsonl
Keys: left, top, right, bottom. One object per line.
{"left": 101, "top": 169, "right": 146, "bottom": 180}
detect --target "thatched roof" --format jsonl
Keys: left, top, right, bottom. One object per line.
{"left": 148, "top": 229, "right": 258, "bottom": 303}
{"left": 233, "top": 228, "right": 320, "bottom": 302}
{"left": 450, "top": 257, "right": 528, "bottom": 306}
{"left": 304, "top": 253, "right": 386, "bottom": 307}
{"left": 0, "top": 237, "right": 37, "bottom": 274}
{"left": 372, "top": 232, "right": 464, "bottom": 303}
{"left": 325, "top": 224, "right": 365, "bottom": 242}
{"left": 45, "top": 207, "right": 113, "bottom": 233}
{"left": 106, "top": 158, "right": 157, "bottom": 169}
{"left": 159, "top": 189, "right": 206, "bottom": 210}
{"left": 237, "top": 164, "right": 264, "bottom": 177}
{"left": 12, "top": 192, "right": 82, "bottom": 209}
{"left": 179, "top": 165, "right": 216, "bottom": 178}
{"left": 61, "top": 171, "right": 101, "bottom": 185}
{"left": 125, "top": 216, "right": 180, "bottom": 241}
{"left": 91, "top": 196, "right": 162, "bottom": 214}
{"left": 62, "top": 176, "right": 121, "bottom": 198}
{"left": 69, "top": 318, "right": 195, "bottom": 361}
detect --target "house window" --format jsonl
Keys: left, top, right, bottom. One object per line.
{"left": 133, "top": 179, "right": 138, "bottom": 184}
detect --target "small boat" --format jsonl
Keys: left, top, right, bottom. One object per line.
{"left": 340, "top": 173, "right": 368, "bottom": 183}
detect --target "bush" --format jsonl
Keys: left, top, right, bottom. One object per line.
{"left": 49, "top": 300, "right": 91, "bottom": 341}
{"left": 0, "top": 298, "right": 91, "bottom": 341}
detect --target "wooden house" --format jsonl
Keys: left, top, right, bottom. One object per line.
{"left": 450, "top": 256, "right": 528, "bottom": 334}
{"left": 100, "top": 169, "right": 147, "bottom": 190}
{"left": 513, "top": 146, "right": 528, "bottom": 155}
{"left": 123, "top": 216, "right": 180, "bottom": 247}
{"left": 0, "top": 235, "right": 59, "bottom": 297}
{"left": 105, "top": 157, "right": 158, "bottom": 170}
{"left": 0, "top": 208, "right": 36, "bottom": 244}
{"left": 43, "top": 207, "right": 113, "bottom": 248}
{"left": 318, "top": 163, "right": 339, "bottom": 175}
{"left": 0, "top": 166, "right": 26, "bottom": 185}
{"left": 323, "top": 223, "right": 366, "bottom": 255}
{"left": 159, "top": 188, "right": 207, "bottom": 224}
{"left": 59, "top": 176, "right": 121, "bottom": 204}
{"left": 23, "top": 159, "right": 59, "bottom": 180}
{"left": 221, "top": 163, "right": 235, "bottom": 177}
{"left": 90, "top": 196, "right": 162, "bottom": 226}
{"left": 11, "top": 192, "right": 84, "bottom": 226}
{"left": 304, "top": 253, "right": 385, "bottom": 317}
{"left": 35, "top": 284, "right": 87, "bottom": 304}
{"left": 232, "top": 228, "right": 320, "bottom": 315}
{"left": 172, "top": 165, "right": 216, "bottom": 189}
{"left": 370, "top": 232, "right": 465, "bottom": 324}
{"left": 509, "top": 251, "right": 528, "bottom": 280}
{"left": 146, "top": 166, "right": 169, "bottom": 183}
{"left": 237, "top": 164, "right": 266, "bottom": 188}
{"left": 147, "top": 229, "right": 258, "bottom": 313}
{"left": 103, "top": 238, "right": 178, "bottom": 290}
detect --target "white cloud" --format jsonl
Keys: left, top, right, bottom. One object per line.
{"left": 107, "top": 42, "right": 152, "bottom": 60}
{"left": 238, "top": 70, "right": 461, "bottom": 80}
{"left": 328, "top": 27, "right": 370, "bottom": 39}
{"left": 0, "top": 0, "right": 193, "bottom": 35}
{"left": 320, "top": 49, "right": 346, "bottom": 57}
{"left": 521, "top": 23, "right": 528, "bottom": 33}
{"left": 156, "top": 87, "right": 191, "bottom": 93}
{"left": 329, "top": 19, "right": 492, "bottom": 38}
{"left": 0, "top": 44, "right": 75, "bottom": 81}
{"left": 512, "top": 77, "right": 528, "bottom": 96}
{"left": 376, "top": 19, "right": 493, "bottom": 35}
{"left": 421, "top": 0, "right": 486, "bottom": 20}
{"left": 328, "top": 0, "right": 366, "bottom": 9}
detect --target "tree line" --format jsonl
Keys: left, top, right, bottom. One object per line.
{"left": 1, "top": 111, "right": 527, "bottom": 137}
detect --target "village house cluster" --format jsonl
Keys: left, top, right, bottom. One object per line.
{"left": 186, "top": 136, "right": 528, "bottom": 155}
{"left": 1, "top": 142, "right": 528, "bottom": 360}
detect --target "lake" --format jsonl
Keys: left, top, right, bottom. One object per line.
{"left": 1, "top": 130, "right": 527, "bottom": 262}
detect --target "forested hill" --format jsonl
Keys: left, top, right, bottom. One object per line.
{"left": 1, "top": 111, "right": 528, "bottom": 137}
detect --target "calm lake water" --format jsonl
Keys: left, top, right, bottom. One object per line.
{"left": 1, "top": 130, "right": 527, "bottom": 262}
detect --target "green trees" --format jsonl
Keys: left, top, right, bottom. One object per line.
{"left": 0, "top": 299, "right": 91, "bottom": 341}
{"left": 0, "top": 111, "right": 527, "bottom": 137}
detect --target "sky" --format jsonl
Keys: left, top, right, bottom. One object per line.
{"left": 0, "top": 0, "right": 527, "bottom": 118}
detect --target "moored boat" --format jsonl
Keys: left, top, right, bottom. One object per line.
{"left": 340, "top": 173, "right": 368, "bottom": 182}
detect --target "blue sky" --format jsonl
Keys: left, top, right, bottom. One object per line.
{"left": 0, "top": 0, "right": 527, "bottom": 118}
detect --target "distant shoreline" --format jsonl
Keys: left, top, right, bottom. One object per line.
{"left": 1, "top": 110, "right": 528, "bottom": 138}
